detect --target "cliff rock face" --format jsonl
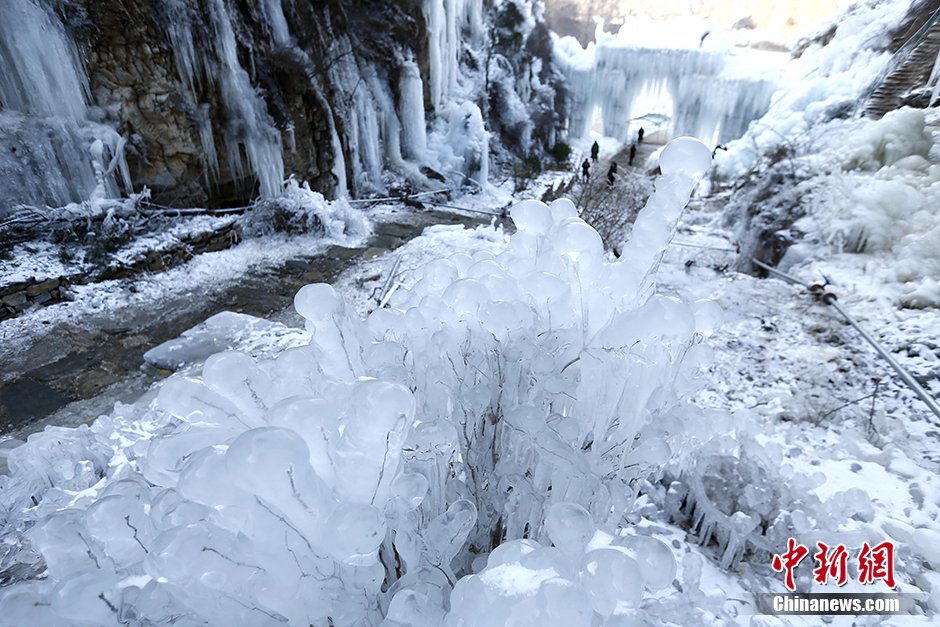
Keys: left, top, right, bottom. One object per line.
{"left": 0, "top": 0, "right": 564, "bottom": 212}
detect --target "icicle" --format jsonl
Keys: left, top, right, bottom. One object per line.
{"left": 424, "top": 0, "right": 447, "bottom": 109}
{"left": 208, "top": 0, "right": 284, "bottom": 196}
{"left": 164, "top": 0, "right": 284, "bottom": 197}
{"left": 330, "top": 122, "right": 348, "bottom": 198}
{"left": 196, "top": 104, "right": 220, "bottom": 186}
{"left": 368, "top": 72, "right": 405, "bottom": 169}
{"left": 399, "top": 59, "right": 428, "bottom": 160}
{"left": 929, "top": 47, "right": 940, "bottom": 107}
{"left": 262, "top": 0, "right": 292, "bottom": 46}
{"left": 286, "top": 123, "right": 297, "bottom": 154}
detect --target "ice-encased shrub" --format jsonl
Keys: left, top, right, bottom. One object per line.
{"left": 0, "top": 139, "right": 718, "bottom": 625}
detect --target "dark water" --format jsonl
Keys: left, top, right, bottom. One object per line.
{"left": 0, "top": 208, "right": 490, "bottom": 439}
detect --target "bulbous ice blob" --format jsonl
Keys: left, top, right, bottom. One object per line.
{"left": 692, "top": 298, "right": 723, "bottom": 336}
{"left": 549, "top": 197, "right": 578, "bottom": 222}
{"left": 511, "top": 199, "right": 554, "bottom": 235}
{"left": 486, "top": 538, "right": 540, "bottom": 568}
{"left": 141, "top": 426, "right": 230, "bottom": 487}
{"left": 264, "top": 396, "right": 338, "bottom": 486}
{"left": 465, "top": 258, "right": 503, "bottom": 281}
{"left": 479, "top": 301, "right": 533, "bottom": 339}
{"left": 442, "top": 279, "right": 491, "bottom": 317}
{"left": 645, "top": 295, "right": 695, "bottom": 339}
{"left": 614, "top": 536, "right": 676, "bottom": 591}
{"left": 84, "top": 494, "right": 154, "bottom": 568}
{"left": 157, "top": 377, "right": 242, "bottom": 427}
{"left": 415, "top": 259, "right": 459, "bottom": 291}
{"left": 325, "top": 503, "right": 387, "bottom": 565}
{"left": 521, "top": 271, "right": 568, "bottom": 302}
{"left": 521, "top": 545, "right": 576, "bottom": 580}
{"left": 345, "top": 380, "right": 415, "bottom": 446}
{"left": 367, "top": 308, "right": 407, "bottom": 340}
{"left": 580, "top": 548, "right": 644, "bottom": 615}
{"left": 450, "top": 253, "right": 474, "bottom": 275}
{"left": 28, "top": 512, "right": 98, "bottom": 579}
{"left": 294, "top": 283, "right": 344, "bottom": 324}
{"left": 177, "top": 447, "right": 249, "bottom": 514}
{"left": 534, "top": 579, "right": 592, "bottom": 627}
{"left": 51, "top": 571, "right": 120, "bottom": 624}
{"left": 554, "top": 217, "right": 602, "bottom": 255}
{"left": 203, "top": 351, "right": 270, "bottom": 421}
{"left": 392, "top": 472, "right": 430, "bottom": 510}
{"left": 203, "top": 351, "right": 256, "bottom": 390}
{"left": 150, "top": 488, "right": 213, "bottom": 530}
{"left": 0, "top": 581, "right": 58, "bottom": 625}
{"left": 659, "top": 136, "right": 711, "bottom": 179}
{"left": 544, "top": 502, "right": 594, "bottom": 557}
{"left": 224, "top": 427, "right": 320, "bottom": 505}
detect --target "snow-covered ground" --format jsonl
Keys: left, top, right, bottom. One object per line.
{"left": 325, "top": 178, "right": 940, "bottom": 625}
{"left": 3, "top": 0, "right": 940, "bottom": 619}
{"left": 2, "top": 133, "right": 936, "bottom": 623}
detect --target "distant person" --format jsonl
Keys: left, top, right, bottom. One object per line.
{"left": 607, "top": 162, "right": 617, "bottom": 187}
{"left": 629, "top": 143, "right": 637, "bottom": 166}
{"left": 590, "top": 141, "right": 599, "bottom": 163}
{"left": 637, "top": 127, "right": 645, "bottom": 144}
{"left": 581, "top": 159, "right": 590, "bottom": 183}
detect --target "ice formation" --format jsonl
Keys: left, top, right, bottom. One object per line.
{"left": 163, "top": 0, "right": 285, "bottom": 198}
{"left": 0, "top": 139, "right": 720, "bottom": 624}
{"left": 715, "top": 0, "right": 940, "bottom": 306}
{"left": 424, "top": 0, "right": 485, "bottom": 110}
{"left": 399, "top": 60, "right": 428, "bottom": 161}
{"left": 0, "top": 0, "right": 132, "bottom": 211}
{"left": 0, "top": 0, "right": 494, "bottom": 211}
{"left": 715, "top": 0, "right": 914, "bottom": 179}
{"left": 554, "top": 21, "right": 779, "bottom": 146}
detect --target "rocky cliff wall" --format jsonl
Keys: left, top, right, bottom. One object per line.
{"left": 0, "top": 0, "right": 565, "bottom": 213}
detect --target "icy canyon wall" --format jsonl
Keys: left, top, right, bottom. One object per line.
{"left": 0, "top": 0, "right": 565, "bottom": 213}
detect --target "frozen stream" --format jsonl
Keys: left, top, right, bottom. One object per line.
{"left": 0, "top": 207, "right": 492, "bottom": 442}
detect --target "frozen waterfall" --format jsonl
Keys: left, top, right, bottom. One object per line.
{"left": 0, "top": 0, "right": 131, "bottom": 211}
{"left": 555, "top": 31, "right": 780, "bottom": 146}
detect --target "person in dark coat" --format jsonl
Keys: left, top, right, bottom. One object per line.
{"left": 590, "top": 141, "right": 599, "bottom": 163}
{"left": 607, "top": 162, "right": 617, "bottom": 187}
{"left": 637, "top": 127, "right": 645, "bottom": 144}
{"left": 581, "top": 159, "right": 590, "bottom": 183}
{"left": 629, "top": 143, "right": 637, "bottom": 166}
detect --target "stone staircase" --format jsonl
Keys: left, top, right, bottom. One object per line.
{"left": 863, "top": 7, "right": 940, "bottom": 119}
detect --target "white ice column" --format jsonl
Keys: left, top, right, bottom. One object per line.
{"left": 399, "top": 60, "right": 428, "bottom": 160}
{"left": 424, "top": 0, "right": 467, "bottom": 109}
